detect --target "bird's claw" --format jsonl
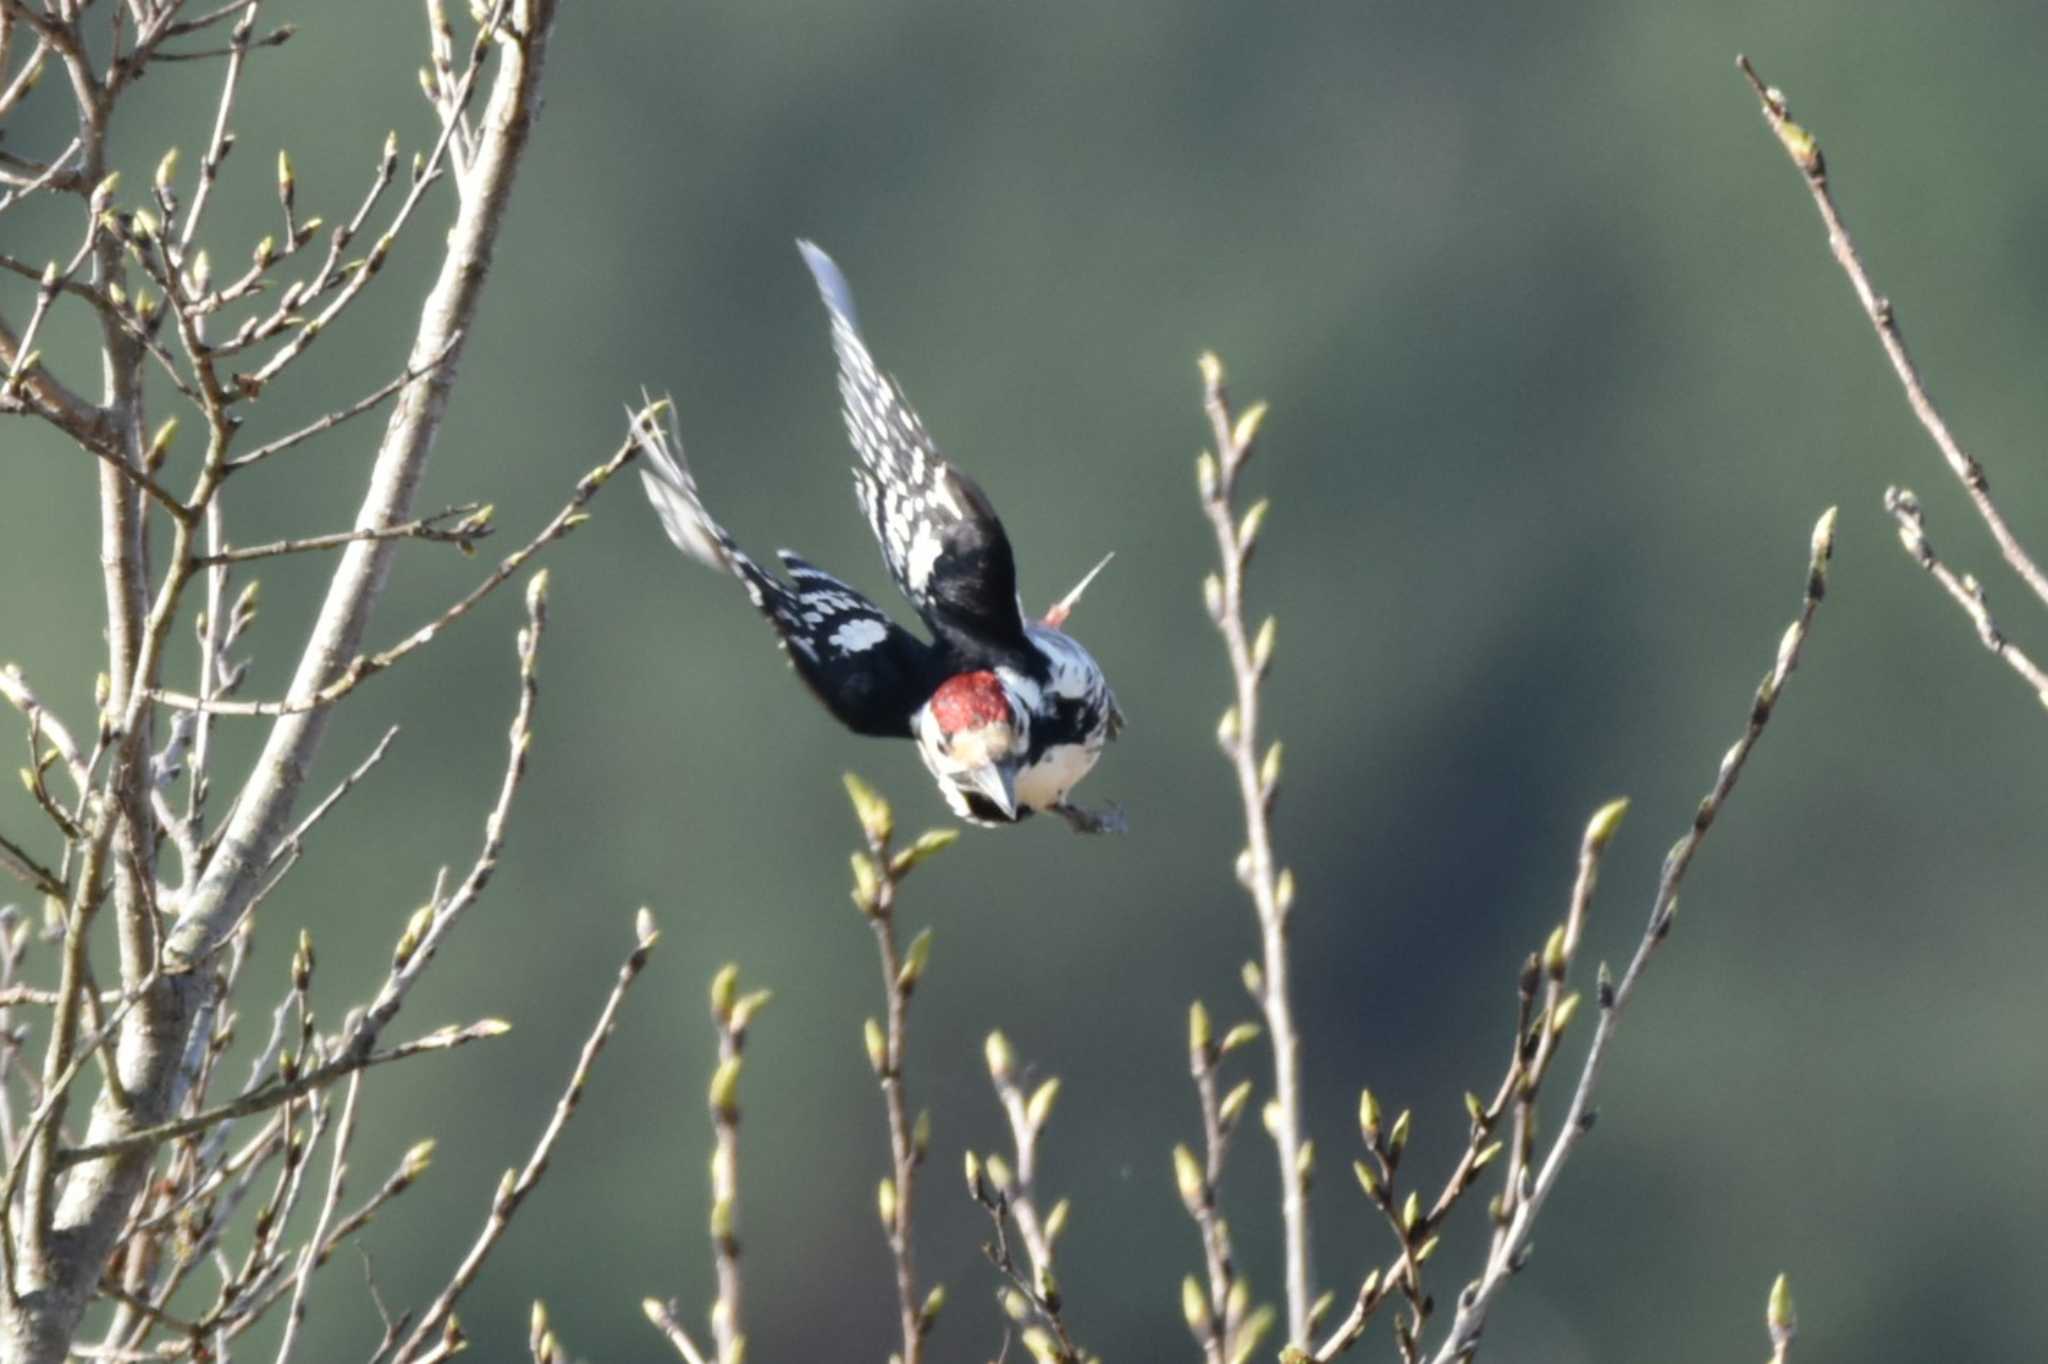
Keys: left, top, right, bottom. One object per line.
{"left": 1051, "top": 800, "right": 1127, "bottom": 835}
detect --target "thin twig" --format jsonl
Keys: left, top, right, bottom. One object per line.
{"left": 1765, "top": 1274, "right": 1796, "bottom": 1364}
{"left": 1738, "top": 54, "right": 2048, "bottom": 612}
{"left": 57, "top": 1021, "right": 509, "bottom": 1169}
{"left": 192, "top": 503, "right": 490, "bottom": 566}
{"left": 150, "top": 437, "right": 635, "bottom": 715}
{"left": 700, "top": 966, "right": 769, "bottom": 1364}
{"left": 392, "top": 909, "right": 662, "bottom": 1364}
{"left": 644, "top": 1299, "right": 713, "bottom": 1364}
{"left": 1195, "top": 351, "right": 1311, "bottom": 1345}
{"left": 1885, "top": 487, "right": 2048, "bottom": 701}
{"left": 224, "top": 335, "right": 462, "bottom": 469}
{"left": 237, "top": 0, "right": 511, "bottom": 394}
{"left": 272, "top": 1069, "right": 359, "bottom": 1363}
{"left": 1426, "top": 507, "right": 1837, "bottom": 1364}
{"left": 845, "top": 777, "right": 957, "bottom": 1364}
{"left": 1175, "top": 1005, "right": 1265, "bottom": 1363}
{"left": 264, "top": 726, "right": 400, "bottom": 869}
{"left": 973, "top": 1032, "right": 1083, "bottom": 1363}
{"left": 0, "top": 829, "right": 64, "bottom": 898}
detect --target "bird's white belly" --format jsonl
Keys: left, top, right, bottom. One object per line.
{"left": 1016, "top": 742, "right": 1101, "bottom": 811}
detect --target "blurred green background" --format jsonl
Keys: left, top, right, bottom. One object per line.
{"left": 6, "top": 1, "right": 2048, "bottom": 1359}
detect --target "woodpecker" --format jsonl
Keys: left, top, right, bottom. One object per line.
{"left": 636, "top": 242, "right": 1123, "bottom": 831}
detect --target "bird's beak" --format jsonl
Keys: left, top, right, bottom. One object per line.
{"left": 965, "top": 761, "right": 1019, "bottom": 820}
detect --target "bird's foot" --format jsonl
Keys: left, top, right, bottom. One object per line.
{"left": 1051, "top": 800, "right": 1127, "bottom": 835}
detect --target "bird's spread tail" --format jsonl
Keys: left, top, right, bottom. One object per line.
{"left": 630, "top": 397, "right": 737, "bottom": 574}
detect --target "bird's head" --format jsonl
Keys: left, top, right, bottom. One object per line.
{"left": 917, "top": 670, "right": 1029, "bottom": 821}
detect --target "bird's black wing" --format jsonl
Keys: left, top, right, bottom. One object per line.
{"left": 798, "top": 242, "right": 1032, "bottom": 665}
{"left": 635, "top": 405, "right": 938, "bottom": 738}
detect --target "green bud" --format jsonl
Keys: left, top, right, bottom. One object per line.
{"left": 1181, "top": 1275, "right": 1211, "bottom": 1334}
{"left": 849, "top": 851, "right": 882, "bottom": 913}
{"left": 1767, "top": 1272, "right": 1796, "bottom": 1337}
{"left": 709, "top": 1194, "right": 735, "bottom": 1241}
{"left": 1810, "top": 505, "right": 1838, "bottom": 575}
{"left": 1584, "top": 796, "right": 1630, "bottom": 852}
{"left": 1236, "top": 498, "right": 1270, "bottom": 552}
{"left": 1251, "top": 616, "right": 1277, "bottom": 674}
{"left": 730, "top": 988, "right": 773, "bottom": 1034}
{"left": 842, "top": 772, "right": 893, "bottom": 845}
{"left": 1550, "top": 992, "right": 1582, "bottom": 1036}
{"left": 1387, "top": 1109, "right": 1411, "bottom": 1161}
{"left": 1219, "top": 1079, "right": 1253, "bottom": 1127}
{"left": 1188, "top": 1000, "right": 1212, "bottom": 1058}
{"left": 1224, "top": 1305, "right": 1277, "bottom": 1364}
{"left": 710, "top": 963, "right": 740, "bottom": 1021}
{"left": 1026, "top": 1077, "right": 1061, "bottom": 1129}
{"left": 1232, "top": 400, "right": 1268, "bottom": 454}
{"left": 876, "top": 1177, "right": 897, "bottom": 1228}
{"left": 864, "top": 1018, "right": 886, "bottom": 1073}
{"left": 1172, "top": 1144, "right": 1205, "bottom": 1208}
{"left": 896, "top": 926, "right": 933, "bottom": 990}
{"left": 889, "top": 827, "right": 959, "bottom": 875}
{"left": 1219, "top": 1021, "right": 1260, "bottom": 1054}
{"left": 985, "top": 1030, "right": 1015, "bottom": 1082}
{"left": 708, "top": 1056, "right": 742, "bottom": 1119}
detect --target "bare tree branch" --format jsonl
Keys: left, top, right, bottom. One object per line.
{"left": 1426, "top": 508, "right": 1836, "bottom": 1364}
{"left": 1886, "top": 488, "right": 2048, "bottom": 700}
{"left": 392, "top": 909, "right": 660, "bottom": 1364}
{"left": 1195, "top": 352, "right": 1311, "bottom": 1346}
{"left": 1739, "top": 55, "right": 2048, "bottom": 613}
{"left": 191, "top": 502, "right": 491, "bottom": 567}
{"left": 224, "top": 335, "right": 462, "bottom": 470}
{"left": 149, "top": 435, "right": 634, "bottom": 716}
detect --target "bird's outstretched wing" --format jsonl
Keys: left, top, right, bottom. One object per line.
{"left": 797, "top": 241, "right": 1031, "bottom": 663}
{"left": 633, "top": 404, "right": 938, "bottom": 738}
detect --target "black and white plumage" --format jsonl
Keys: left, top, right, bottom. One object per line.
{"left": 635, "top": 242, "right": 1122, "bottom": 830}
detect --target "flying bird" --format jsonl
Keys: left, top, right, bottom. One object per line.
{"left": 636, "top": 242, "right": 1123, "bottom": 831}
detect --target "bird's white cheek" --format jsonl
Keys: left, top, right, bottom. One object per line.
{"left": 1014, "top": 743, "right": 1101, "bottom": 811}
